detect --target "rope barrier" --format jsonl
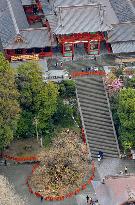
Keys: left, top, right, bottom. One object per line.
{"left": 26, "top": 161, "right": 95, "bottom": 201}
{"left": 2, "top": 154, "right": 38, "bottom": 163}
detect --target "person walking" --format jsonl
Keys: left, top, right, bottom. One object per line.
{"left": 60, "top": 62, "right": 63, "bottom": 67}
{"left": 41, "top": 196, "right": 43, "bottom": 202}
{"left": 98, "top": 154, "right": 101, "bottom": 166}
{"left": 125, "top": 166, "right": 128, "bottom": 174}
{"left": 4, "top": 159, "right": 7, "bottom": 166}
{"left": 101, "top": 178, "right": 105, "bottom": 184}
{"left": 86, "top": 195, "right": 89, "bottom": 204}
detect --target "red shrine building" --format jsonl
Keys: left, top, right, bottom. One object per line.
{"left": 53, "top": 4, "right": 111, "bottom": 57}
{"left": 1, "top": 0, "right": 135, "bottom": 61}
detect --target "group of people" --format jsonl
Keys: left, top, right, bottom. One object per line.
{"left": 120, "top": 166, "right": 128, "bottom": 174}
{"left": 81, "top": 67, "right": 98, "bottom": 72}
{"left": 55, "top": 61, "right": 63, "bottom": 67}
{"left": 86, "top": 195, "right": 99, "bottom": 205}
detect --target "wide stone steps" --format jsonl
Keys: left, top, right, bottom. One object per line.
{"left": 76, "top": 76, "right": 119, "bottom": 159}
{"left": 77, "top": 84, "right": 104, "bottom": 92}
{"left": 85, "top": 126, "right": 114, "bottom": 135}
{"left": 83, "top": 117, "right": 113, "bottom": 126}
{"left": 78, "top": 93, "right": 107, "bottom": 104}
{"left": 87, "top": 136, "right": 117, "bottom": 146}
{"left": 84, "top": 120, "right": 113, "bottom": 129}
{"left": 77, "top": 85, "right": 105, "bottom": 95}
{"left": 81, "top": 103, "right": 109, "bottom": 112}
{"left": 86, "top": 129, "right": 116, "bottom": 139}
{"left": 82, "top": 110, "right": 110, "bottom": 118}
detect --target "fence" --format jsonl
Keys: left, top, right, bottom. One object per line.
{"left": 26, "top": 161, "right": 95, "bottom": 201}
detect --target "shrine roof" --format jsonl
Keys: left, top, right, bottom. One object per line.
{"left": 108, "top": 23, "right": 135, "bottom": 43}
{"left": 5, "top": 28, "right": 51, "bottom": 49}
{"left": 52, "top": 0, "right": 89, "bottom": 7}
{"left": 0, "top": 0, "right": 29, "bottom": 47}
{"left": 109, "top": 0, "right": 135, "bottom": 23}
{"left": 21, "top": 0, "right": 36, "bottom": 6}
{"left": 40, "top": 0, "right": 53, "bottom": 14}
{"left": 54, "top": 4, "right": 113, "bottom": 35}
{"left": 111, "top": 41, "right": 135, "bottom": 54}
{"left": 51, "top": 0, "right": 135, "bottom": 25}
{"left": 40, "top": 0, "right": 58, "bottom": 32}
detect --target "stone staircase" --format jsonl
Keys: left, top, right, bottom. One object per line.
{"left": 76, "top": 76, "right": 120, "bottom": 159}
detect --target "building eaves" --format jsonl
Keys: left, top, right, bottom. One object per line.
{"left": 108, "top": 23, "right": 135, "bottom": 43}
{"left": 111, "top": 41, "right": 135, "bottom": 53}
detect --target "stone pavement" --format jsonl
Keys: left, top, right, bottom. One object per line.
{"left": 95, "top": 158, "right": 135, "bottom": 179}
{"left": 0, "top": 158, "right": 134, "bottom": 205}
{"left": 92, "top": 158, "right": 135, "bottom": 205}
{"left": 0, "top": 162, "right": 97, "bottom": 205}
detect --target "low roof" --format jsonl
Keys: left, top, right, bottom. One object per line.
{"left": 40, "top": 0, "right": 58, "bottom": 32}
{"left": 21, "top": 0, "right": 36, "bottom": 5}
{"left": 5, "top": 28, "right": 51, "bottom": 49}
{"left": 53, "top": 0, "right": 89, "bottom": 7}
{"left": 54, "top": 4, "right": 113, "bottom": 35}
{"left": 111, "top": 42, "right": 135, "bottom": 54}
{"left": 108, "top": 23, "right": 135, "bottom": 43}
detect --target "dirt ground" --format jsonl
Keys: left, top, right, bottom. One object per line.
{"left": 4, "top": 138, "right": 43, "bottom": 157}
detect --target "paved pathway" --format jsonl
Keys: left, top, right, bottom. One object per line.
{"left": 95, "top": 158, "right": 135, "bottom": 179}
{"left": 93, "top": 158, "right": 135, "bottom": 205}
{"left": 0, "top": 162, "right": 97, "bottom": 205}
{"left": 0, "top": 158, "right": 134, "bottom": 205}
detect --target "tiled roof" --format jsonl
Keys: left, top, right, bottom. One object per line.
{"left": 46, "top": 14, "right": 58, "bottom": 32}
{"left": 40, "top": 0, "right": 53, "bottom": 15}
{"left": 52, "top": 0, "right": 89, "bottom": 7}
{"left": 5, "top": 28, "right": 51, "bottom": 49}
{"left": 54, "top": 4, "right": 113, "bottom": 35}
{"left": 108, "top": 23, "right": 135, "bottom": 42}
{"left": 7, "top": 0, "right": 29, "bottom": 30}
{"left": 94, "top": 0, "right": 119, "bottom": 25}
{"left": 111, "top": 41, "right": 135, "bottom": 53}
{"left": 21, "top": 0, "right": 36, "bottom": 5}
{"left": 0, "top": 0, "right": 29, "bottom": 47}
{"left": 52, "top": 0, "right": 135, "bottom": 24}
{"left": 40, "top": 0, "right": 58, "bottom": 32}
{"left": 109, "top": 0, "right": 135, "bottom": 23}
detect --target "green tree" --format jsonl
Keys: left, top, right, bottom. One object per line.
{"left": 125, "top": 76, "right": 135, "bottom": 89}
{"left": 59, "top": 80, "right": 76, "bottom": 98}
{"left": 35, "top": 82, "right": 59, "bottom": 130}
{"left": 110, "top": 93, "right": 120, "bottom": 136}
{"left": 16, "top": 62, "right": 59, "bottom": 138}
{"left": 53, "top": 99, "right": 73, "bottom": 127}
{"left": 0, "top": 53, "right": 20, "bottom": 150}
{"left": 118, "top": 88, "right": 135, "bottom": 150}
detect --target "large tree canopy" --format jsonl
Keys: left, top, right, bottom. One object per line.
{"left": 118, "top": 88, "right": 135, "bottom": 149}
{"left": 0, "top": 53, "right": 20, "bottom": 149}
{"left": 16, "top": 62, "right": 59, "bottom": 138}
